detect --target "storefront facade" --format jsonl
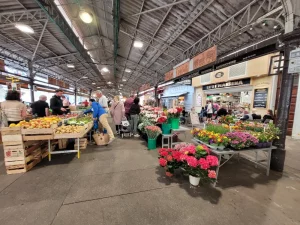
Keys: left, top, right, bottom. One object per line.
{"left": 192, "top": 54, "right": 278, "bottom": 117}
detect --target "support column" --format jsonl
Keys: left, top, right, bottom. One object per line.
{"left": 272, "top": 29, "right": 300, "bottom": 171}
{"left": 74, "top": 84, "right": 77, "bottom": 105}
{"left": 28, "top": 60, "right": 35, "bottom": 103}
{"left": 154, "top": 85, "right": 158, "bottom": 107}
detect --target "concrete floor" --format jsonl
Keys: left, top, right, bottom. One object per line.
{"left": 0, "top": 128, "right": 300, "bottom": 225}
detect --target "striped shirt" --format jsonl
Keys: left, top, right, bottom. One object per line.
{"left": 1, "top": 100, "right": 26, "bottom": 122}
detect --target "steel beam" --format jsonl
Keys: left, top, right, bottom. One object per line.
{"left": 31, "top": 18, "right": 48, "bottom": 61}
{"left": 113, "top": 0, "right": 121, "bottom": 81}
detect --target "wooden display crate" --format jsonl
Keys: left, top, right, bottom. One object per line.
{"left": 74, "top": 138, "right": 88, "bottom": 150}
{"left": 58, "top": 139, "right": 68, "bottom": 149}
{"left": 53, "top": 127, "right": 86, "bottom": 139}
{"left": 5, "top": 157, "right": 41, "bottom": 174}
{"left": 22, "top": 128, "right": 54, "bottom": 141}
{"left": 1, "top": 127, "right": 22, "bottom": 142}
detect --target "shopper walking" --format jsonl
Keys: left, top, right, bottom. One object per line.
{"left": 50, "top": 89, "right": 66, "bottom": 115}
{"left": 129, "top": 97, "right": 141, "bottom": 137}
{"left": 207, "top": 100, "right": 213, "bottom": 121}
{"left": 124, "top": 94, "right": 134, "bottom": 119}
{"left": 31, "top": 95, "right": 49, "bottom": 117}
{"left": 96, "top": 91, "right": 108, "bottom": 112}
{"left": 0, "top": 90, "right": 27, "bottom": 126}
{"left": 84, "top": 99, "right": 115, "bottom": 144}
{"left": 110, "top": 95, "right": 125, "bottom": 134}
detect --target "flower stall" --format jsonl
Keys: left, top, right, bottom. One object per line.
{"left": 158, "top": 144, "right": 218, "bottom": 186}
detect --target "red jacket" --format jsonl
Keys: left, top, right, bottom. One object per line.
{"left": 124, "top": 97, "right": 134, "bottom": 114}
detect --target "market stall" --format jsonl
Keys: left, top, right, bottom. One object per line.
{"left": 1, "top": 115, "right": 94, "bottom": 174}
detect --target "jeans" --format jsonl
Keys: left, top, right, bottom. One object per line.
{"left": 130, "top": 114, "right": 139, "bottom": 135}
{"left": 99, "top": 114, "right": 114, "bottom": 139}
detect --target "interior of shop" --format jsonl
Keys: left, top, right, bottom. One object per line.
{"left": 206, "top": 91, "right": 252, "bottom": 112}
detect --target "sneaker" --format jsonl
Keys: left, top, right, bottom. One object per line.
{"left": 107, "top": 138, "right": 116, "bottom": 145}
{"left": 134, "top": 134, "right": 140, "bottom": 138}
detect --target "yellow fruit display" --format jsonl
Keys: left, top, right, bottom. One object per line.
{"left": 55, "top": 125, "right": 83, "bottom": 134}
{"left": 17, "top": 117, "right": 62, "bottom": 129}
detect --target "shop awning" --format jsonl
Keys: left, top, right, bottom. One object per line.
{"left": 161, "top": 92, "right": 188, "bottom": 98}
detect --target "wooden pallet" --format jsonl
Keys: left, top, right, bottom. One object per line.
{"left": 1, "top": 127, "right": 23, "bottom": 142}
{"left": 22, "top": 128, "right": 54, "bottom": 141}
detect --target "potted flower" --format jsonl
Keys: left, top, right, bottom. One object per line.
{"left": 145, "top": 126, "right": 162, "bottom": 150}
{"left": 158, "top": 148, "right": 182, "bottom": 176}
{"left": 167, "top": 107, "right": 183, "bottom": 129}
{"left": 180, "top": 145, "right": 218, "bottom": 186}
{"left": 225, "top": 131, "right": 258, "bottom": 150}
{"left": 156, "top": 116, "right": 171, "bottom": 134}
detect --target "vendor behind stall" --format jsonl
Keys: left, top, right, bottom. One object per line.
{"left": 31, "top": 95, "right": 49, "bottom": 117}
{"left": 50, "top": 89, "right": 66, "bottom": 115}
{"left": 84, "top": 99, "right": 115, "bottom": 144}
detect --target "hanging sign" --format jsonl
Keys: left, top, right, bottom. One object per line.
{"left": 193, "top": 45, "right": 217, "bottom": 70}
{"left": 176, "top": 61, "right": 189, "bottom": 77}
{"left": 202, "top": 78, "right": 251, "bottom": 90}
{"left": 6, "top": 82, "right": 21, "bottom": 91}
{"left": 253, "top": 88, "right": 268, "bottom": 108}
{"left": 0, "top": 59, "right": 5, "bottom": 72}
{"left": 165, "top": 70, "right": 174, "bottom": 81}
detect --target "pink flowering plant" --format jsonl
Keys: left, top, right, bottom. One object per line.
{"left": 225, "top": 131, "right": 259, "bottom": 150}
{"left": 145, "top": 125, "right": 162, "bottom": 139}
{"left": 158, "top": 144, "right": 218, "bottom": 183}
{"left": 167, "top": 107, "right": 183, "bottom": 118}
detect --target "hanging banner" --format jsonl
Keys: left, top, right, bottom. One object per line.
{"left": 6, "top": 82, "right": 21, "bottom": 91}
{"left": 165, "top": 70, "right": 174, "bottom": 81}
{"left": 139, "top": 83, "right": 151, "bottom": 92}
{"left": 176, "top": 62, "right": 189, "bottom": 77}
{"left": 0, "top": 59, "right": 5, "bottom": 72}
{"left": 193, "top": 45, "right": 217, "bottom": 70}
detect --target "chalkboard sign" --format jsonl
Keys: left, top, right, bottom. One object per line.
{"left": 253, "top": 88, "right": 268, "bottom": 108}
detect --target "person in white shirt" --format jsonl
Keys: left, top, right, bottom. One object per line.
{"left": 207, "top": 101, "right": 213, "bottom": 121}
{"left": 96, "top": 91, "right": 108, "bottom": 111}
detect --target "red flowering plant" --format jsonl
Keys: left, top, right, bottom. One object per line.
{"left": 180, "top": 145, "right": 218, "bottom": 183}
{"left": 156, "top": 116, "right": 167, "bottom": 124}
{"left": 158, "top": 148, "right": 182, "bottom": 177}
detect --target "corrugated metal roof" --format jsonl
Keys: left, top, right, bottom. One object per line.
{"left": 0, "top": 0, "right": 285, "bottom": 95}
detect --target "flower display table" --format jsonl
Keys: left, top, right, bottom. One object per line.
{"left": 161, "top": 126, "right": 190, "bottom": 148}
{"left": 192, "top": 138, "right": 276, "bottom": 186}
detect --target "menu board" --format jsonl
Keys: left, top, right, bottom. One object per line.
{"left": 253, "top": 88, "right": 268, "bottom": 108}
{"left": 190, "top": 112, "right": 200, "bottom": 126}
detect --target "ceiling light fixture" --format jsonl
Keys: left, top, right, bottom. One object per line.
{"left": 133, "top": 40, "right": 143, "bottom": 48}
{"left": 125, "top": 68, "right": 132, "bottom": 73}
{"left": 66, "top": 64, "right": 75, "bottom": 68}
{"left": 122, "top": 79, "right": 127, "bottom": 82}
{"left": 273, "top": 25, "right": 278, "bottom": 30}
{"left": 107, "top": 81, "right": 112, "bottom": 84}
{"left": 249, "top": 26, "right": 253, "bottom": 31}
{"left": 120, "top": 84, "right": 123, "bottom": 86}
{"left": 82, "top": 76, "right": 88, "bottom": 79}
{"left": 97, "top": 87, "right": 100, "bottom": 88}
{"left": 79, "top": 10, "right": 93, "bottom": 24}
{"left": 262, "top": 21, "right": 267, "bottom": 26}
{"left": 101, "top": 67, "right": 109, "bottom": 72}
{"left": 15, "top": 23, "right": 34, "bottom": 34}
{"left": 92, "top": 82, "right": 96, "bottom": 85}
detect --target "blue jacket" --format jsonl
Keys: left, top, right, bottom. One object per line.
{"left": 84, "top": 102, "right": 106, "bottom": 118}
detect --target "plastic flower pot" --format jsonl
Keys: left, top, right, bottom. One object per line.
{"left": 162, "top": 123, "right": 171, "bottom": 134}
{"left": 256, "top": 143, "right": 263, "bottom": 148}
{"left": 171, "top": 118, "right": 180, "bottom": 129}
{"left": 148, "top": 138, "right": 157, "bottom": 150}
{"left": 217, "top": 145, "right": 225, "bottom": 150}
{"left": 266, "top": 142, "right": 272, "bottom": 148}
{"left": 167, "top": 118, "right": 172, "bottom": 124}
{"left": 189, "top": 175, "right": 200, "bottom": 186}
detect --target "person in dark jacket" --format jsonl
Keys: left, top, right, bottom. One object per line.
{"left": 50, "top": 89, "right": 66, "bottom": 115}
{"left": 216, "top": 105, "right": 228, "bottom": 119}
{"left": 129, "top": 97, "right": 141, "bottom": 137}
{"left": 262, "top": 109, "right": 274, "bottom": 123}
{"left": 84, "top": 99, "right": 115, "bottom": 144}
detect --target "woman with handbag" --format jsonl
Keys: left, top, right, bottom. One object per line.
{"left": 110, "top": 96, "right": 125, "bottom": 135}
{"left": 1, "top": 91, "right": 27, "bottom": 126}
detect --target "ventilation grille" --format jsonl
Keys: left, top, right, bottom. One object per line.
{"left": 200, "top": 73, "right": 211, "bottom": 84}
{"left": 229, "top": 62, "right": 247, "bottom": 78}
